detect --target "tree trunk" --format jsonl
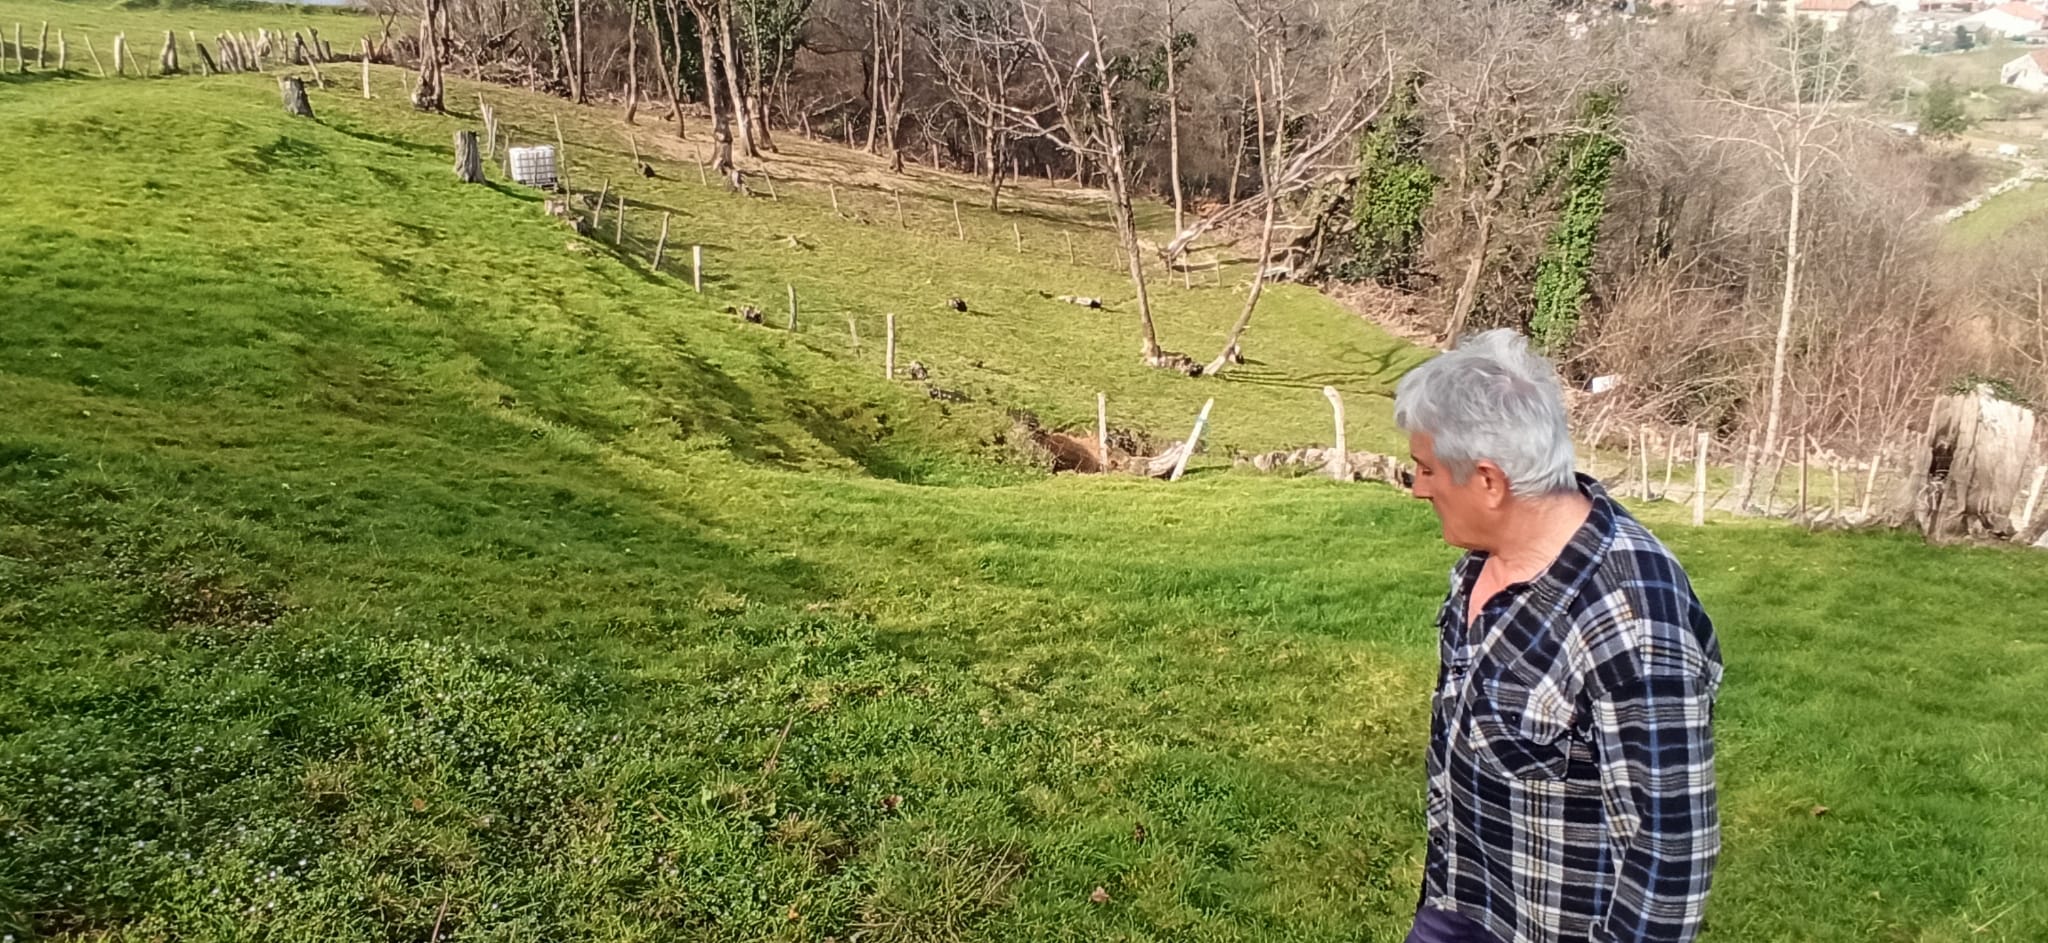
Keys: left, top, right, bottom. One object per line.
{"left": 864, "top": 0, "right": 882, "bottom": 152}
{"left": 1206, "top": 196, "right": 1279, "bottom": 376}
{"left": 279, "top": 75, "right": 315, "bottom": 117}
{"left": 624, "top": 0, "right": 639, "bottom": 124}
{"left": 570, "top": 0, "right": 587, "bottom": 104}
{"left": 714, "top": 1, "right": 756, "bottom": 158}
{"left": 1445, "top": 171, "right": 1507, "bottom": 342}
{"left": 654, "top": 0, "right": 688, "bottom": 136}
{"left": 984, "top": 107, "right": 1003, "bottom": 211}
{"left": 692, "top": 5, "right": 732, "bottom": 170}
{"left": 1227, "top": 110, "right": 1244, "bottom": 207}
{"left": 454, "top": 130, "right": 483, "bottom": 182}
{"left": 740, "top": 8, "right": 775, "bottom": 153}
{"left": 1163, "top": 11, "right": 1185, "bottom": 235}
{"left": 411, "top": 0, "right": 444, "bottom": 112}
{"left": 1758, "top": 168, "right": 1804, "bottom": 507}
{"left": 1908, "top": 387, "right": 2038, "bottom": 542}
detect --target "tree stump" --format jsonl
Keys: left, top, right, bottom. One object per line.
{"left": 453, "top": 130, "right": 483, "bottom": 183}
{"left": 1907, "top": 385, "right": 2038, "bottom": 543}
{"left": 278, "top": 76, "right": 314, "bottom": 118}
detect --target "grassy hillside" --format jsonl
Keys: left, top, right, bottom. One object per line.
{"left": 3, "top": 30, "right": 2048, "bottom": 943}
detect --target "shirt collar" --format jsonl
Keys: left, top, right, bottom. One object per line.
{"left": 1525, "top": 473, "right": 1620, "bottom": 609}
{"left": 1453, "top": 473, "right": 1621, "bottom": 613}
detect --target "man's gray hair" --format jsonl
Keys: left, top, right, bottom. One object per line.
{"left": 1393, "top": 329, "right": 1578, "bottom": 496}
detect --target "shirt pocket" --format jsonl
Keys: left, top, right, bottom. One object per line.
{"left": 1464, "top": 676, "right": 1576, "bottom": 783}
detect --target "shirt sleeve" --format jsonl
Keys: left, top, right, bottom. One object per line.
{"left": 1588, "top": 659, "right": 1720, "bottom": 943}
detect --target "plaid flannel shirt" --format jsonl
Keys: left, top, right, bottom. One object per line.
{"left": 1422, "top": 476, "right": 1723, "bottom": 943}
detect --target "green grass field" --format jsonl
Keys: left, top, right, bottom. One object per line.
{"left": 4, "top": 12, "right": 2048, "bottom": 942}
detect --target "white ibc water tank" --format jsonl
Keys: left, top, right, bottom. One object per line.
{"left": 508, "top": 145, "right": 559, "bottom": 188}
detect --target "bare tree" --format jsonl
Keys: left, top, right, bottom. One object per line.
{"left": 1205, "top": 0, "right": 1387, "bottom": 374}
{"left": 922, "top": 0, "right": 1029, "bottom": 208}
{"left": 1162, "top": 0, "right": 1189, "bottom": 233}
{"left": 864, "top": 0, "right": 909, "bottom": 170}
{"left": 1697, "top": 19, "right": 1867, "bottom": 507}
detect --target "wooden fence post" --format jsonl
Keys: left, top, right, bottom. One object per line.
{"left": 190, "top": 31, "right": 214, "bottom": 75}
{"left": 552, "top": 112, "right": 571, "bottom": 194}
{"left": 766, "top": 172, "right": 778, "bottom": 200}
{"left": 1097, "top": 392, "right": 1109, "bottom": 472}
{"left": 1638, "top": 427, "right": 1651, "bottom": 500}
{"left": 2018, "top": 463, "right": 2047, "bottom": 537}
{"left": 13, "top": 24, "right": 23, "bottom": 73}
{"left": 594, "top": 178, "right": 610, "bottom": 229}
{"left": 786, "top": 284, "right": 797, "bottom": 331}
{"left": 1830, "top": 463, "right": 1841, "bottom": 522}
{"left": 829, "top": 184, "right": 839, "bottom": 214}
{"left": 83, "top": 32, "right": 102, "bottom": 76}
{"left": 884, "top": 314, "right": 896, "bottom": 379}
{"left": 894, "top": 190, "right": 904, "bottom": 227}
{"left": 652, "top": 212, "right": 670, "bottom": 270}
{"left": 1324, "top": 386, "right": 1350, "bottom": 481}
{"left": 691, "top": 245, "right": 702, "bottom": 293}
{"left": 56, "top": 29, "right": 65, "bottom": 71}
{"left": 848, "top": 318, "right": 859, "bottom": 349}
{"left": 112, "top": 32, "right": 125, "bottom": 75}
{"left": 1064, "top": 231, "right": 1074, "bottom": 265}
{"left": 38, "top": 22, "right": 48, "bottom": 69}
{"left": 1012, "top": 221, "right": 1022, "bottom": 253}
{"left": 122, "top": 33, "right": 141, "bottom": 77}
{"left": 1860, "top": 445, "right": 1884, "bottom": 518}
{"left": 1760, "top": 438, "right": 1787, "bottom": 516}
{"left": 1797, "top": 436, "right": 1810, "bottom": 524}
{"left": 1735, "top": 429, "right": 1759, "bottom": 509}
{"left": 952, "top": 200, "right": 963, "bottom": 240}
{"left": 613, "top": 193, "right": 625, "bottom": 242}
{"left": 359, "top": 37, "right": 371, "bottom": 97}
{"left": 1693, "top": 432, "right": 1709, "bottom": 526}
{"left": 1663, "top": 429, "right": 1680, "bottom": 500}
{"left": 1168, "top": 399, "right": 1216, "bottom": 482}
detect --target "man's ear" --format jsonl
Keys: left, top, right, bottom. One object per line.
{"left": 1474, "top": 462, "right": 1512, "bottom": 508}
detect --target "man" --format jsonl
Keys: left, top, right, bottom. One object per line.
{"left": 1393, "top": 330, "right": 1723, "bottom": 943}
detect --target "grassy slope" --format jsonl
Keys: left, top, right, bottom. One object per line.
{"left": 2, "top": 33, "right": 2047, "bottom": 943}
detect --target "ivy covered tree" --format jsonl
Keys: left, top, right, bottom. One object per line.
{"left": 1336, "top": 75, "right": 1435, "bottom": 286}
{"left": 1529, "top": 89, "right": 1624, "bottom": 355}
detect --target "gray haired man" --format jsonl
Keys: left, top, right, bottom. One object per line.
{"left": 1393, "top": 330, "right": 1723, "bottom": 943}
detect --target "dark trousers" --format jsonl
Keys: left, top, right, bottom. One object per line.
{"left": 1405, "top": 906, "right": 1507, "bottom": 943}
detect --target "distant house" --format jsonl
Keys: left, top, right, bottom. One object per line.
{"left": 1961, "top": 1, "right": 2047, "bottom": 36}
{"left": 1785, "top": 0, "right": 1877, "bottom": 29}
{"left": 2003, "top": 48, "right": 2048, "bottom": 92}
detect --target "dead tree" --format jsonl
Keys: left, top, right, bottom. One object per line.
{"left": 412, "top": 0, "right": 447, "bottom": 112}
{"left": 279, "top": 76, "right": 315, "bottom": 118}
{"left": 1906, "top": 386, "right": 2038, "bottom": 543}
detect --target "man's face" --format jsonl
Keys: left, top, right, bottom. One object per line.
{"left": 1408, "top": 432, "right": 1500, "bottom": 551}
